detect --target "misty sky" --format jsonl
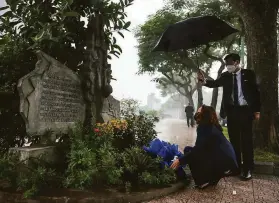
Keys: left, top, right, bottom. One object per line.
{"left": 109, "top": 0, "right": 165, "bottom": 105}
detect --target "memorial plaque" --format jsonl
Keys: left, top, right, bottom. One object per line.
{"left": 101, "top": 95, "right": 120, "bottom": 122}
{"left": 17, "top": 51, "right": 85, "bottom": 135}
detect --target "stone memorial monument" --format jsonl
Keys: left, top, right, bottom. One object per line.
{"left": 18, "top": 51, "right": 85, "bottom": 136}
{"left": 10, "top": 50, "right": 121, "bottom": 163}
{"left": 101, "top": 95, "right": 120, "bottom": 122}
{"left": 10, "top": 51, "right": 86, "bottom": 162}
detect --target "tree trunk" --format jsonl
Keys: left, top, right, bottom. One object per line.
{"left": 187, "top": 94, "right": 195, "bottom": 110}
{"left": 228, "top": 0, "right": 279, "bottom": 151}
{"left": 82, "top": 14, "right": 111, "bottom": 130}
{"left": 244, "top": 33, "right": 252, "bottom": 70}
{"left": 211, "top": 88, "right": 218, "bottom": 110}
{"left": 211, "top": 63, "right": 225, "bottom": 109}
{"left": 197, "top": 83, "right": 203, "bottom": 108}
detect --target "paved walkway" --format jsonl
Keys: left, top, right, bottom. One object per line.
{"left": 155, "top": 118, "right": 197, "bottom": 150}
{"left": 151, "top": 119, "right": 279, "bottom": 203}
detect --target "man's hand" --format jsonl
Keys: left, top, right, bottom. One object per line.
{"left": 254, "top": 112, "right": 260, "bottom": 120}
{"left": 170, "top": 159, "right": 180, "bottom": 169}
{"left": 197, "top": 70, "right": 205, "bottom": 83}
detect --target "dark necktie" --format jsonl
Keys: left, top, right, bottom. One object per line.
{"left": 233, "top": 74, "right": 239, "bottom": 106}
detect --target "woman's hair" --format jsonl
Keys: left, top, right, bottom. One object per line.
{"left": 195, "top": 105, "right": 222, "bottom": 131}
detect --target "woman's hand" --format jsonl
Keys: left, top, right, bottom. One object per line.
{"left": 170, "top": 159, "right": 180, "bottom": 169}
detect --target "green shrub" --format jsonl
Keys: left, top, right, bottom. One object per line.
{"left": 64, "top": 143, "right": 98, "bottom": 189}
{"left": 0, "top": 108, "right": 27, "bottom": 154}
{"left": 121, "top": 147, "right": 176, "bottom": 189}
{"left": 17, "top": 166, "right": 57, "bottom": 198}
{"left": 64, "top": 123, "right": 123, "bottom": 189}
{"left": 0, "top": 153, "right": 19, "bottom": 189}
{"left": 0, "top": 153, "right": 60, "bottom": 198}
{"left": 120, "top": 99, "right": 159, "bottom": 149}
{"left": 139, "top": 167, "right": 176, "bottom": 186}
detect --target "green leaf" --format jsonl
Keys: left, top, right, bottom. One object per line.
{"left": 50, "top": 37, "right": 59, "bottom": 42}
{"left": 112, "top": 44, "right": 122, "bottom": 53}
{"left": 63, "top": 12, "right": 79, "bottom": 17}
{"left": 27, "top": 43, "right": 38, "bottom": 50}
{"left": 120, "top": 0, "right": 125, "bottom": 7}
{"left": 118, "top": 20, "right": 123, "bottom": 29}
{"left": 9, "top": 21, "right": 20, "bottom": 27}
{"left": 38, "top": 22, "right": 44, "bottom": 27}
{"left": 112, "top": 53, "right": 120, "bottom": 58}
{"left": 33, "top": 30, "right": 46, "bottom": 41}
{"left": 118, "top": 31, "right": 124, "bottom": 38}
{"left": 123, "top": 21, "right": 131, "bottom": 29}
{"left": 0, "top": 6, "right": 9, "bottom": 11}
{"left": 2, "top": 11, "right": 13, "bottom": 18}
{"left": 0, "top": 38, "right": 9, "bottom": 45}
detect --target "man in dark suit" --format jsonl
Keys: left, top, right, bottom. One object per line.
{"left": 198, "top": 53, "right": 261, "bottom": 180}
{"left": 185, "top": 103, "right": 194, "bottom": 127}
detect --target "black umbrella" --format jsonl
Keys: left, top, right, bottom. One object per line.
{"left": 153, "top": 15, "right": 238, "bottom": 52}
{"left": 152, "top": 16, "right": 238, "bottom": 108}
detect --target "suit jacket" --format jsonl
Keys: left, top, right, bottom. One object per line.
{"left": 204, "top": 69, "right": 261, "bottom": 116}
{"left": 185, "top": 105, "right": 194, "bottom": 116}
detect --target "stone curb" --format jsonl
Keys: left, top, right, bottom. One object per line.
{"left": 254, "top": 161, "right": 279, "bottom": 176}
{"left": 0, "top": 182, "right": 186, "bottom": 203}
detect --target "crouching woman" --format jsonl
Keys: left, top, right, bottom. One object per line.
{"left": 171, "top": 105, "right": 238, "bottom": 189}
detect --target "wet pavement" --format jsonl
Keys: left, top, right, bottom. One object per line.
{"left": 151, "top": 119, "right": 279, "bottom": 203}
{"left": 155, "top": 118, "right": 197, "bottom": 151}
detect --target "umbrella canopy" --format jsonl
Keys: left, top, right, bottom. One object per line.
{"left": 153, "top": 15, "right": 238, "bottom": 52}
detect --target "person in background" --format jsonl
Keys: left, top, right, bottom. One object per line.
{"left": 185, "top": 103, "right": 194, "bottom": 127}
{"left": 197, "top": 53, "right": 261, "bottom": 180}
{"left": 171, "top": 105, "right": 238, "bottom": 189}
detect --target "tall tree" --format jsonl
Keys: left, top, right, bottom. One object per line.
{"left": 155, "top": 70, "right": 197, "bottom": 107}
{"left": 226, "top": 0, "right": 279, "bottom": 151}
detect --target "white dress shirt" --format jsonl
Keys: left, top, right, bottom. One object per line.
{"left": 232, "top": 69, "right": 248, "bottom": 106}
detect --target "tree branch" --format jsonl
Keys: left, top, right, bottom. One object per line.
{"left": 203, "top": 44, "right": 223, "bottom": 62}
{"left": 162, "top": 72, "right": 187, "bottom": 96}
{"left": 190, "top": 83, "right": 198, "bottom": 95}
{"left": 226, "top": 38, "right": 236, "bottom": 52}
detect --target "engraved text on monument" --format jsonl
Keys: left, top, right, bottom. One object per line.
{"left": 39, "top": 73, "right": 83, "bottom": 122}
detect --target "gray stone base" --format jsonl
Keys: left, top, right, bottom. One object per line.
{"left": 9, "top": 146, "right": 56, "bottom": 164}
{"left": 274, "top": 163, "right": 279, "bottom": 176}
{"left": 254, "top": 161, "right": 274, "bottom": 175}
{"left": 253, "top": 161, "right": 279, "bottom": 176}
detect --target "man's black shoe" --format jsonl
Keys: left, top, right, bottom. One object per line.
{"left": 224, "top": 170, "right": 232, "bottom": 176}
{"left": 224, "top": 169, "right": 241, "bottom": 177}
{"left": 194, "top": 182, "right": 210, "bottom": 189}
{"left": 241, "top": 170, "right": 252, "bottom": 181}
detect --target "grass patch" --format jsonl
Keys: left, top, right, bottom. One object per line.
{"left": 254, "top": 149, "right": 279, "bottom": 162}
{"left": 222, "top": 127, "right": 279, "bottom": 163}
{"left": 222, "top": 127, "right": 229, "bottom": 140}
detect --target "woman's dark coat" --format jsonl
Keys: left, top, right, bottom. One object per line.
{"left": 179, "top": 124, "right": 238, "bottom": 186}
